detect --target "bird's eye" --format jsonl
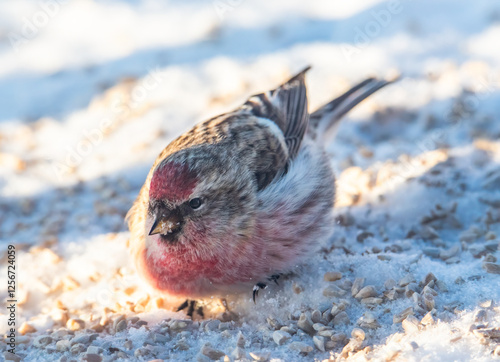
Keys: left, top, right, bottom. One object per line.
{"left": 189, "top": 198, "right": 203, "bottom": 209}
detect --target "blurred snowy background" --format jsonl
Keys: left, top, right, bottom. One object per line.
{"left": 1, "top": 0, "right": 500, "bottom": 361}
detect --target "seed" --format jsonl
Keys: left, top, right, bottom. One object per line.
{"left": 474, "top": 309, "right": 487, "bottom": 323}
{"left": 272, "top": 330, "right": 291, "bottom": 346}
{"left": 384, "top": 279, "right": 396, "bottom": 290}
{"left": 422, "top": 272, "right": 437, "bottom": 286}
{"left": 420, "top": 312, "right": 435, "bottom": 326}
{"left": 66, "top": 318, "right": 85, "bottom": 331}
{"left": 402, "top": 315, "right": 420, "bottom": 334}
{"left": 324, "top": 271, "right": 342, "bottom": 282}
{"left": 333, "top": 311, "right": 350, "bottom": 326}
{"left": 351, "top": 278, "right": 365, "bottom": 297}
{"left": 393, "top": 307, "right": 414, "bottom": 324}
{"left": 289, "top": 342, "right": 313, "bottom": 353}
{"left": 351, "top": 328, "right": 365, "bottom": 341}
{"left": 249, "top": 351, "right": 270, "bottom": 362}
{"left": 483, "top": 262, "right": 500, "bottom": 274}
{"left": 440, "top": 245, "right": 461, "bottom": 260}
{"left": 313, "top": 336, "right": 326, "bottom": 352}
{"left": 297, "top": 312, "right": 315, "bottom": 335}
{"left": 361, "top": 297, "right": 383, "bottom": 306}
{"left": 323, "top": 285, "right": 347, "bottom": 297}
{"left": 399, "top": 274, "right": 416, "bottom": 287}
{"left": 56, "top": 340, "right": 71, "bottom": 352}
{"left": 19, "top": 322, "right": 37, "bottom": 335}
{"left": 33, "top": 335, "right": 52, "bottom": 348}
{"left": 355, "top": 285, "right": 377, "bottom": 299}
{"left": 201, "top": 343, "right": 225, "bottom": 360}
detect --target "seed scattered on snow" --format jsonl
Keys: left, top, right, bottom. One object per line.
{"left": 351, "top": 328, "right": 365, "bottom": 341}
{"left": 81, "top": 353, "right": 103, "bottom": 362}
{"left": 201, "top": 342, "right": 226, "bottom": 360}
{"left": 355, "top": 285, "right": 377, "bottom": 299}
{"left": 351, "top": 277, "right": 365, "bottom": 297}
{"left": 472, "top": 328, "right": 500, "bottom": 340}
{"left": 402, "top": 315, "right": 420, "bottom": 334}
{"left": 273, "top": 330, "right": 291, "bottom": 346}
{"left": 289, "top": 341, "right": 313, "bottom": 353}
{"left": 232, "top": 347, "right": 246, "bottom": 360}
{"left": 384, "top": 279, "right": 397, "bottom": 290}
{"left": 292, "top": 282, "right": 304, "bottom": 294}
{"left": 361, "top": 297, "right": 383, "bottom": 306}
{"left": 435, "top": 279, "right": 449, "bottom": 292}
{"left": 87, "top": 346, "right": 104, "bottom": 354}
{"left": 311, "top": 309, "right": 322, "bottom": 323}
{"left": 323, "top": 285, "right": 347, "bottom": 297}
{"left": 33, "top": 335, "right": 52, "bottom": 348}
{"left": 266, "top": 317, "right": 282, "bottom": 330}
{"left": 170, "top": 320, "right": 188, "bottom": 330}
{"left": 421, "top": 312, "right": 435, "bottom": 326}
{"left": 445, "top": 256, "right": 460, "bottom": 264}
{"left": 485, "top": 231, "right": 496, "bottom": 240}
{"left": 399, "top": 274, "right": 416, "bottom": 287}
{"left": 394, "top": 307, "right": 414, "bottom": 324}
{"left": 324, "top": 271, "right": 342, "bottom": 281}
{"left": 115, "top": 319, "right": 127, "bottom": 333}
{"left": 340, "top": 338, "right": 364, "bottom": 358}
{"left": 297, "top": 312, "right": 315, "bottom": 335}
{"left": 236, "top": 331, "right": 246, "bottom": 348}
{"left": 249, "top": 351, "right": 270, "bottom": 361}
{"left": 423, "top": 248, "right": 441, "bottom": 258}
{"left": 19, "top": 322, "right": 37, "bottom": 335}
{"left": 358, "top": 312, "right": 380, "bottom": 329}
{"left": 422, "top": 272, "right": 437, "bottom": 286}
{"left": 313, "top": 335, "right": 326, "bottom": 352}
{"left": 71, "top": 333, "right": 98, "bottom": 345}
{"left": 3, "top": 352, "right": 22, "bottom": 362}
{"left": 333, "top": 311, "right": 350, "bottom": 326}
{"left": 280, "top": 326, "right": 296, "bottom": 335}
{"left": 479, "top": 300, "right": 494, "bottom": 309}
{"left": 70, "top": 343, "right": 87, "bottom": 354}
{"left": 67, "top": 318, "right": 85, "bottom": 331}
{"left": 474, "top": 309, "right": 488, "bottom": 323}
{"left": 204, "top": 319, "right": 221, "bottom": 332}
{"left": 483, "top": 262, "right": 500, "bottom": 274}
{"left": 484, "top": 254, "right": 497, "bottom": 263}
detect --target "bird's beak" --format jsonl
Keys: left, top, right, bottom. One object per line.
{"left": 149, "top": 211, "right": 183, "bottom": 236}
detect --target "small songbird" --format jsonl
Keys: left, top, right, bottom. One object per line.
{"left": 126, "top": 66, "right": 392, "bottom": 315}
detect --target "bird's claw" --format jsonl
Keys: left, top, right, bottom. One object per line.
{"left": 177, "top": 299, "right": 204, "bottom": 319}
{"left": 252, "top": 282, "right": 267, "bottom": 303}
{"left": 268, "top": 273, "right": 281, "bottom": 285}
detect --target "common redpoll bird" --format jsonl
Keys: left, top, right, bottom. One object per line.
{"left": 127, "top": 67, "right": 392, "bottom": 315}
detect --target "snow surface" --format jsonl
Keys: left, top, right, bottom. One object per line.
{"left": 1, "top": 0, "right": 500, "bottom": 361}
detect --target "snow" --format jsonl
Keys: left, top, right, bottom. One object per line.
{"left": 1, "top": 0, "right": 500, "bottom": 361}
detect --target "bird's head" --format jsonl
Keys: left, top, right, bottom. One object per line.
{"left": 145, "top": 149, "right": 257, "bottom": 249}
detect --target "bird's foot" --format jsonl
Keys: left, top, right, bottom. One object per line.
{"left": 177, "top": 299, "right": 204, "bottom": 319}
{"left": 252, "top": 282, "right": 268, "bottom": 303}
{"left": 268, "top": 273, "right": 282, "bottom": 285}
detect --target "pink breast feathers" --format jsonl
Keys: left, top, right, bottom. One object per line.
{"left": 149, "top": 162, "right": 198, "bottom": 201}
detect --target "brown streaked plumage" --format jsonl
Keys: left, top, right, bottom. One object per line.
{"left": 126, "top": 67, "right": 394, "bottom": 307}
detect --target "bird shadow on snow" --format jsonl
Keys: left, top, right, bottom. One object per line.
{"left": 0, "top": 0, "right": 497, "bottom": 122}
